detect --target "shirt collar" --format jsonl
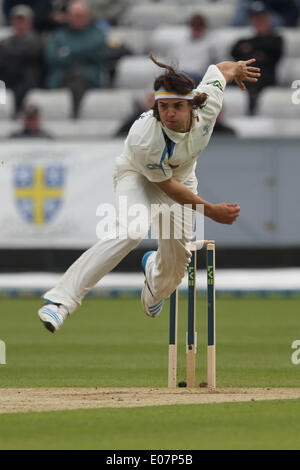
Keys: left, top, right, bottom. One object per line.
{"left": 161, "top": 125, "right": 186, "bottom": 143}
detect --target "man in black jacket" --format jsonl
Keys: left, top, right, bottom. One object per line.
{"left": 231, "top": 2, "right": 283, "bottom": 114}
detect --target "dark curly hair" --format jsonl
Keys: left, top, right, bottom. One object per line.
{"left": 150, "top": 53, "right": 207, "bottom": 121}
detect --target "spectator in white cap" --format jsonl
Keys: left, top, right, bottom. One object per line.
{"left": 2, "top": 1, "right": 39, "bottom": 24}
{"left": 0, "top": 4, "right": 43, "bottom": 114}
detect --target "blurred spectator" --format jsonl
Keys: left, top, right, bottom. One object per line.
{"left": 44, "top": 0, "right": 109, "bottom": 117}
{"left": 9, "top": 104, "right": 53, "bottom": 138}
{"left": 169, "top": 14, "right": 217, "bottom": 85}
{"left": 114, "top": 92, "right": 154, "bottom": 138}
{"left": 0, "top": 5, "right": 43, "bottom": 115}
{"left": 231, "top": 2, "right": 283, "bottom": 115}
{"left": 34, "top": 0, "right": 70, "bottom": 34}
{"left": 231, "top": 0, "right": 299, "bottom": 27}
{"left": 2, "top": 0, "right": 39, "bottom": 24}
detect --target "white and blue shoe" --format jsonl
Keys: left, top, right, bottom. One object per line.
{"left": 141, "top": 251, "right": 164, "bottom": 318}
{"left": 38, "top": 300, "right": 69, "bottom": 333}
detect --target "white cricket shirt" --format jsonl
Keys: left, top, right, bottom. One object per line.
{"left": 114, "top": 65, "right": 226, "bottom": 188}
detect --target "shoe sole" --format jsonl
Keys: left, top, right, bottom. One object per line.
{"left": 141, "top": 282, "right": 153, "bottom": 318}
{"left": 40, "top": 319, "right": 55, "bottom": 333}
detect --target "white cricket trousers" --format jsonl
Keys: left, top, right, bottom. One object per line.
{"left": 44, "top": 172, "right": 196, "bottom": 314}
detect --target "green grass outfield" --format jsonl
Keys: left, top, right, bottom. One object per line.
{"left": 1, "top": 401, "right": 300, "bottom": 450}
{"left": 0, "top": 296, "right": 300, "bottom": 449}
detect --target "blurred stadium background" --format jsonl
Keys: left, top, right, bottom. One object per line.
{"left": 1, "top": 0, "right": 300, "bottom": 298}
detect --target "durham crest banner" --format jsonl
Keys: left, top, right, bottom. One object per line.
{"left": 0, "top": 141, "right": 121, "bottom": 248}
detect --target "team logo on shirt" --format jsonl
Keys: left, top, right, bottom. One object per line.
{"left": 206, "top": 80, "right": 224, "bottom": 92}
{"left": 14, "top": 165, "right": 65, "bottom": 225}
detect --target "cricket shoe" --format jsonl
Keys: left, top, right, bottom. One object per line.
{"left": 141, "top": 251, "right": 164, "bottom": 318}
{"left": 38, "top": 301, "right": 69, "bottom": 333}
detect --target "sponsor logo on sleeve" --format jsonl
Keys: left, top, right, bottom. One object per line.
{"left": 206, "top": 80, "right": 224, "bottom": 92}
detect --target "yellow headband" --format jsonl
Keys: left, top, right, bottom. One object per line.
{"left": 154, "top": 90, "right": 195, "bottom": 100}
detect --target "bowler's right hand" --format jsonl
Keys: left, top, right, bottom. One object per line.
{"left": 206, "top": 202, "right": 240, "bottom": 225}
